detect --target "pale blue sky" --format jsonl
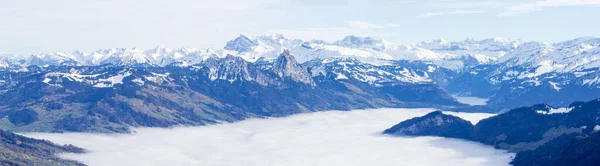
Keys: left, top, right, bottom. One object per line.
{"left": 1, "top": 0, "right": 599, "bottom": 55}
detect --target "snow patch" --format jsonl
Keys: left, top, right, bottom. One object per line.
{"left": 536, "top": 106, "right": 573, "bottom": 115}
{"left": 132, "top": 78, "right": 145, "bottom": 86}
{"left": 549, "top": 82, "right": 561, "bottom": 92}
{"left": 583, "top": 77, "right": 600, "bottom": 86}
{"left": 145, "top": 72, "right": 172, "bottom": 85}
{"left": 427, "top": 66, "right": 436, "bottom": 72}
{"left": 505, "top": 70, "right": 519, "bottom": 76}
{"left": 93, "top": 72, "right": 132, "bottom": 88}
{"left": 334, "top": 73, "right": 348, "bottom": 80}
{"left": 42, "top": 78, "right": 52, "bottom": 84}
{"left": 45, "top": 72, "right": 101, "bottom": 83}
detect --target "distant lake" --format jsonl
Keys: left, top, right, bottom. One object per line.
{"left": 26, "top": 108, "right": 513, "bottom": 166}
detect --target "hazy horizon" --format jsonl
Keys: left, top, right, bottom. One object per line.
{"left": 0, "top": 34, "right": 595, "bottom": 57}
{"left": 2, "top": 0, "right": 600, "bottom": 55}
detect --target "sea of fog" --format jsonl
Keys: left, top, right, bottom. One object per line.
{"left": 454, "top": 96, "right": 489, "bottom": 106}
{"left": 26, "top": 108, "right": 514, "bottom": 166}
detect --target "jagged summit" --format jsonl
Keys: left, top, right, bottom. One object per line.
{"left": 224, "top": 35, "right": 258, "bottom": 53}
{"left": 0, "top": 35, "right": 599, "bottom": 75}
{"left": 272, "top": 50, "right": 316, "bottom": 86}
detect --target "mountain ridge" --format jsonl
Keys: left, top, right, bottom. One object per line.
{"left": 1, "top": 35, "right": 600, "bottom": 133}
{"left": 383, "top": 98, "right": 600, "bottom": 166}
{"left": 3, "top": 35, "right": 589, "bottom": 69}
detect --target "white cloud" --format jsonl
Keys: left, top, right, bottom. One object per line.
{"left": 271, "top": 21, "right": 400, "bottom": 42}
{"left": 389, "top": 0, "right": 507, "bottom": 8}
{"left": 421, "top": 10, "right": 486, "bottom": 17}
{"left": 346, "top": 21, "right": 385, "bottom": 29}
{"left": 454, "top": 96, "right": 489, "bottom": 106}
{"left": 0, "top": 0, "right": 282, "bottom": 55}
{"left": 423, "top": 12, "right": 445, "bottom": 17}
{"left": 26, "top": 108, "right": 514, "bottom": 166}
{"left": 500, "top": 0, "right": 600, "bottom": 16}
{"left": 346, "top": 21, "right": 401, "bottom": 29}
{"left": 449, "top": 10, "right": 486, "bottom": 14}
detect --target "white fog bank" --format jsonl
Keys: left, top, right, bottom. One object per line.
{"left": 454, "top": 96, "right": 489, "bottom": 106}
{"left": 26, "top": 108, "right": 513, "bottom": 166}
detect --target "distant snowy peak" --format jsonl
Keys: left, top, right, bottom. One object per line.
{"left": 553, "top": 37, "right": 600, "bottom": 48}
{"left": 474, "top": 38, "right": 600, "bottom": 91}
{"left": 333, "top": 35, "right": 393, "bottom": 50}
{"left": 495, "top": 40, "right": 600, "bottom": 75}
{"left": 224, "top": 35, "right": 258, "bottom": 53}
{"left": 21, "top": 47, "right": 224, "bottom": 68}
{"left": 221, "top": 34, "right": 477, "bottom": 70}
{"left": 419, "top": 37, "right": 522, "bottom": 55}
{"left": 26, "top": 52, "right": 79, "bottom": 66}
{"left": 3, "top": 34, "right": 520, "bottom": 70}
{"left": 1, "top": 35, "right": 599, "bottom": 75}
{"left": 306, "top": 57, "right": 433, "bottom": 86}
{"left": 272, "top": 50, "right": 316, "bottom": 86}
{"left": 495, "top": 41, "right": 552, "bottom": 65}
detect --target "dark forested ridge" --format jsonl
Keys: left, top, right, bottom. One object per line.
{"left": 0, "top": 130, "right": 85, "bottom": 166}
{"left": 383, "top": 99, "right": 600, "bottom": 166}
{"left": 511, "top": 132, "right": 600, "bottom": 166}
{"left": 383, "top": 111, "right": 474, "bottom": 139}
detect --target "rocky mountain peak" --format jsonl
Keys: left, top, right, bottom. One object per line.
{"left": 272, "top": 50, "right": 316, "bottom": 86}
{"left": 203, "top": 54, "right": 281, "bottom": 86}
{"left": 224, "top": 35, "right": 258, "bottom": 53}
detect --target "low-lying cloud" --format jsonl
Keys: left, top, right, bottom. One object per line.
{"left": 26, "top": 108, "right": 514, "bottom": 166}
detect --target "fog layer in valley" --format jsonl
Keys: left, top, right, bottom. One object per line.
{"left": 454, "top": 96, "right": 489, "bottom": 106}
{"left": 27, "top": 108, "right": 514, "bottom": 166}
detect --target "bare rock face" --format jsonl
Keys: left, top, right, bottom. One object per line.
{"left": 204, "top": 55, "right": 282, "bottom": 86}
{"left": 272, "top": 50, "right": 316, "bottom": 86}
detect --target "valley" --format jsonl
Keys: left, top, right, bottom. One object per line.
{"left": 25, "top": 108, "right": 513, "bottom": 166}
{"left": 384, "top": 99, "right": 600, "bottom": 165}
{"left": 0, "top": 35, "right": 599, "bottom": 165}
{"left": 1, "top": 35, "right": 599, "bottom": 133}
{"left": 2, "top": 1, "right": 599, "bottom": 165}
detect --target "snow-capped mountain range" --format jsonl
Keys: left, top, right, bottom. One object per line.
{"left": 0, "top": 34, "right": 524, "bottom": 69}
{"left": 1, "top": 34, "right": 600, "bottom": 133}
{"left": 3, "top": 34, "right": 597, "bottom": 73}
{"left": 1, "top": 35, "right": 600, "bottom": 107}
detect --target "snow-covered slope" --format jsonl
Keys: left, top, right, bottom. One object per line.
{"left": 306, "top": 57, "right": 433, "bottom": 86}
{"left": 445, "top": 37, "right": 600, "bottom": 108}
{"left": 13, "top": 47, "right": 224, "bottom": 68}
{"left": 0, "top": 35, "right": 536, "bottom": 71}
{"left": 221, "top": 35, "right": 515, "bottom": 70}
{"left": 486, "top": 40, "right": 600, "bottom": 83}
{"left": 1, "top": 35, "right": 600, "bottom": 114}
{"left": 418, "top": 37, "right": 522, "bottom": 66}
{"left": 2, "top": 35, "right": 600, "bottom": 88}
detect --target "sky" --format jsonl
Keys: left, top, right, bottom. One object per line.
{"left": 1, "top": 0, "right": 599, "bottom": 55}
{"left": 26, "top": 108, "right": 513, "bottom": 166}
